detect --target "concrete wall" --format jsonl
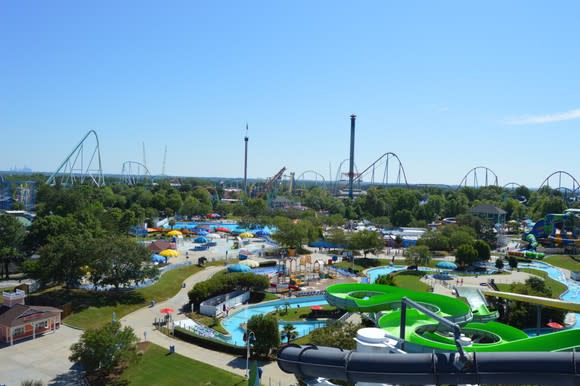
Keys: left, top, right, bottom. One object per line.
{"left": 200, "top": 290, "right": 250, "bottom": 317}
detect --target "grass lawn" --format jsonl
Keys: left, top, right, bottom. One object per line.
{"left": 61, "top": 264, "right": 204, "bottom": 330}
{"left": 544, "top": 255, "right": 580, "bottom": 272}
{"left": 392, "top": 272, "right": 431, "bottom": 292}
{"left": 334, "top": 258, "right": 391, "bottom": 274}
{"left": 519, "top": 268, "right": 568, "bottom": 298}
{"left": 268, "top": 304, "right": 336, "bottom": 322}
{"left": 118, "top": 342, "right": 246, "bottom": 386}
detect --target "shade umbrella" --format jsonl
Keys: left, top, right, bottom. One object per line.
{"left": 436, "top": 261, "right": 457, "bottom": 270}
{"left": 215, "top": 227, "right": 231, "bottom": 233}
{"left": 194, "top": 236, "right": 209, "bottom": 243}
{"left": 547, "top": 322, "right": 564, "bottom": 329}
{"left": 166, "top": 230, "right": 182, "bottom": 237}
{"left": 239, "top": 232, "right": 254, "bottom": 239}
{"left": 239, "top": 259, "right": 259, "bottom": 268}
{"left": 151, "top": 254, "right": 165, "bottom": 263}
{"left": 159, "top": 249, "right": 179, "bottom": 257}
{"left": 310, "top": 305, "right": 322, "bottom": 311}
{"left": 160, "top": 307, "right": 174, "bottom": 314}
{"left": 255, "top": 229, "right": 271, "bottom": 237}
{"left": 227, "top": 263, "right": 252, "bottom": 273}
{"left": 206, "top": 233, "right": 221, "bottom": 239}
{"left": 196, "top": 230, "right": 209, "bottom": 236}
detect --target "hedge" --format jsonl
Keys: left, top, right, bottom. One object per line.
{"left": 173, "top": 327, "right": 246, "bottom": 356}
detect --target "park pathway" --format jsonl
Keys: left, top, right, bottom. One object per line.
{"left": 120, "top": 265, "right": 297, "bottom": 386}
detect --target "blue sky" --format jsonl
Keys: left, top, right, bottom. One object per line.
{"left": 1, "top": 1, "right": 579, "bottom": 187}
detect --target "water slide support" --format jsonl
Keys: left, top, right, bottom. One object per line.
{"left": 400, "top": 296, "right": 470, "bottom": 368}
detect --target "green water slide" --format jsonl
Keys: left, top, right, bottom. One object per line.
{"left": 325, "top": 283, "right": 580, "bottom": 352}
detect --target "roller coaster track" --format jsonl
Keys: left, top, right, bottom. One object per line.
{"left": 352, "top": 152, "right": 409, "bottom": 187}
{"left": 458, "top": 166, "right": 498, "bottom": 189}
{"left": 46, "top": 130, "right": 104, "bottom": 187}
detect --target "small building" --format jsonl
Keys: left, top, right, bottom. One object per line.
{"left": 468, "top": 204, "right": 507, "bottom": 225}
{"left": 146, "top": 240, "right": 176, "bottom": 253}
{"left": 0, "top": 290, "right": 62, "bottom": 345}
{"left": 200, "top": 290, "right": 250, "bottom": 317}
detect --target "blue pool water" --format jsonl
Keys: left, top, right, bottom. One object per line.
{"left": 366, "top": 265, "right": 406, "bottom": 283}
{"left": 520, "top": 261, "right": 580, "bottom": 329}
{"left": 166, "top": 222, "right": 274, "bottom": 235}
{"left": 221, "top": 296, "right": 328, "bottom": 346}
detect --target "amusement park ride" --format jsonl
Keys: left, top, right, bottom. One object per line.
{"left": 523, "top": 209, "right": 580, "bottom": 253}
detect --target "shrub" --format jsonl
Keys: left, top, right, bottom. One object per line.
{"left": 173, "top": 327, "right": 246, "bottom": 355}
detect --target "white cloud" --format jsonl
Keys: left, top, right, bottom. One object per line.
{"left": 503, "top": 108, "right": 580, "bottom": 125}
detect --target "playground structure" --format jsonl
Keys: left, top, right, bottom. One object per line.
{"left": 275, "top": 255, "right": 338, "bottom": 292}
{"left": 524, "top": 209, "right": 580, "bottom": 251}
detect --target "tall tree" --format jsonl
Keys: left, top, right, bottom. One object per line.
{"left": 455, "top": 244, "right": 478, "bottom": 267}
{"left": 348, "top": 230, "right": 385, "bottom": 257}
{"left": 89, "top": 237, "right": 157, "bottom": 289}
{"left": 404, "top": 245, "right": 431, "bottom": 266}
{"left": 272, "top": 217, "right": 315, "bottom": 250}
{"left": 473, "top": 240, "right": 491, "bottom": 261}
{"left": 34, "top": 234, "right": 91, "bottom": 287}
{"left": 247, "top": 314, "right": 280, "bottom": 357}
{"left": 0, "top": 215, "right": 26, "bottom": 279}
{"left": 69, "top": 321, "right": 138, "bottom": 374}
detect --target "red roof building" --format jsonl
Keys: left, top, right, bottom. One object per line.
{"left": 146, "top": 240, "right": 176, "bottom": 253}
{"left": 0, "top": 290, "right": 62, "bottom": 345}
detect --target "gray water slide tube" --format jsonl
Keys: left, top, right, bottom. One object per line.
{"left": 278, "top": 344, "right": 580, "bottom": 386}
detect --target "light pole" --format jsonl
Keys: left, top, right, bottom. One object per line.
{"left": 245, "top": 330, "right": 256, "bottom": 378}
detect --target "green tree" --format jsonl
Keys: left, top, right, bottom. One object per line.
{"left": 24, "top": 215, "right": 85, "bottom": 253}
{"left": 347, "top": 230, "right": 384, "bottom": 257}
{"left": 455, "top": 244, "right": 478, "bottom": 267}
{"left": 325, "top": 227, "right": 347, "bottom": 247}
{"left": 309, "top": 321, "right": 361, "bottom": 350}
{"left": 502, "top": 277, "right": 565, "bottom": 329}
{"left": 375, "top": 274, "right": 396, "bottom": 286}
{"left": 508, "top": 256, "right": 518, "bottom": 270}
{"left": 281, "top": 323, "right": 298, "bottom": 343}
{"left": 391, "top": 209, "right": 413, "bottom": 227}
{"left": 89, "top": 237, "right": 157, "bottom": 289}
{"left": 272, "top": 217, "right": 315, "bottom": 250}
{"left": 449, "top": 230, "right": 475, "bottom": 249}
{"left": 404, "top": 245, "right": 431, "bottom": 266}
{"left": 473, "top": 240, "right": 491, "bottom": 261}
{"left": 0, "top": 215, "right": 26, "bottom": 279}
{"left": 417, "top": 231, "right": 450, "bottom": 251}
{"left": 69, "top": 321, "right": 138, "bottom": 374}
{"left": 247, "top": 314, "right": 280, "bottom": 357}
{"left": 33, "top": 234, "right": 91, "bottom": 288}
{"left": 495, "top": 258, "right": 505, "bottom": 271}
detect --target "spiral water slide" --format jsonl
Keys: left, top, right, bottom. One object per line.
{"left": 324, "top": 283, "right": 580, "bottom": 352}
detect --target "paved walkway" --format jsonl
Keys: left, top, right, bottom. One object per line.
{"left": 0, "top": 325, "right": 84, "bottom": 386}
{"left": 120, "top": 265, "right": 297, "bottom": 386}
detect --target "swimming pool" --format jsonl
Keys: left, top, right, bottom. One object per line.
{"left": 520, "top": 261, "right": 580, "bottom": 328}
{"left": 220, "top": 295, "right": 328, "bottom": 346}
{"left": 165, "top": 221, "right": 275, "bottom": 235}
